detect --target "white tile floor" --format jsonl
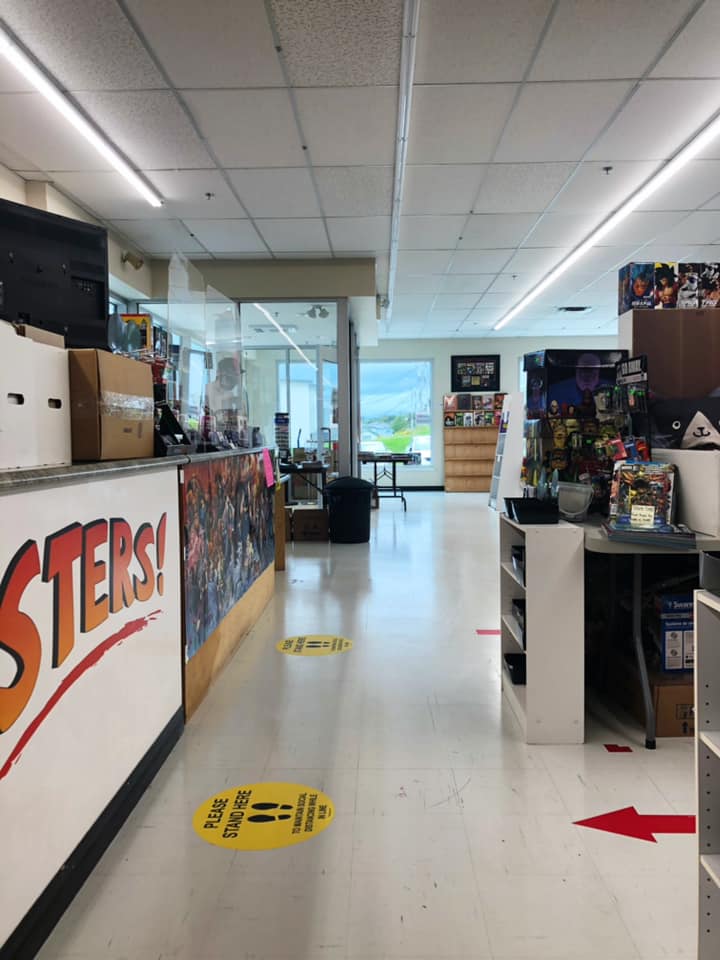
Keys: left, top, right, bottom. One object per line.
{"left": 37, "top": 493, "right": 697, "bottom": 960}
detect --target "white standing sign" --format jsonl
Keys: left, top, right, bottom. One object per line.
{"left": 0, "top": 468, "right": 182, "bottom": 948}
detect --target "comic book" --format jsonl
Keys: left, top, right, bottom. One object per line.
{"left": 677, "top": 263, "right": 701, "bottom": 308}
{"left": 444, "top": 413, "right": 456, "bottom": 427}
{"left": 472, "top": 394, "right": 484, "bottom": 411}
{"left": 608, "top": 461, "right": 677, "bottom": 529}
{"left": 463, "top": 412, "right": 474, "bottom": 427}
{"left": 701, "top": 263, "right": 720, "bottom": 308}
{"left": 443, "top": 394, "right": 458, "bottom": 412}
{"left": 654, "top": 263, "right": 678, "bottom": 309}
{"left": 457, "top": 394, "right": 472, "bottom": 411}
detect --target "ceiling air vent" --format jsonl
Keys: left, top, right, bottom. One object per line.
{"left": 557, "top": 306, "right": 592, "bottom": 313}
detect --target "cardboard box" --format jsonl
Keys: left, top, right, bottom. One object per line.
{"left": 292, "top": 507, "right": 328, "bottom": 542}
{"left": 0, "top": 320, "right": 71, "bottom": 470}
{"left": 618, "top": 308, "right": 720, "bottom": 399}
{"left": 69, "top": 350, "right": 154, "bottom": 461}
{"left": 652, "top": 594, "right": 694, "bottom": 671}
{"left": 15, "top": 323, "right": 66, "bottom": 348}
{"left": 655, "top": 449, "right": 720, "bottom": 536}
{"left": 523, "top": 349, "right": 627, "bottom": 418}
{"left": 607, "top": 654, "right": 694, "bottom": 737}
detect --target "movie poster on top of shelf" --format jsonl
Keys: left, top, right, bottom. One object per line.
{"left": 451, "top": 355, "right": 500, "bottom": 393}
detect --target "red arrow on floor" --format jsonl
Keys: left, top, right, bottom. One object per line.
{"left": 574, "top": 806, "right": 696, "bottom": 843}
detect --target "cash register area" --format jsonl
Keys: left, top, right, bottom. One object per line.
{"left": 37, "top": 493, "right": 695, "bottom": 960}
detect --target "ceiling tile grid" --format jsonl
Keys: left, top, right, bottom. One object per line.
{"left": 1, "top": 1, "right": 720, "bottom": 339}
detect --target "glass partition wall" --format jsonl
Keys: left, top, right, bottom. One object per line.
{"left": 138, "top": 258, "right": 344, "bottom": 471}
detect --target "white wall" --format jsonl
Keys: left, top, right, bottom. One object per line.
{"left": 0, "top": 162, "right": 26, "bottom": 204}
{"left": 360, "top": 334, "right": 619, "bottom": 487}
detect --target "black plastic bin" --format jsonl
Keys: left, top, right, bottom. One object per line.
{"left": 326, "top": 476, "right": 374, "bottom": 543}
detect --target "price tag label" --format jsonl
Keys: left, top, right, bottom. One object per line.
{"left": 631, "top": 504, "right": 655, "bottom": 528}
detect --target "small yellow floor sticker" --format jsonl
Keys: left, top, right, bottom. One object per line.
{"left": 276, "top": 634, "right": 353, "bottom": 656}
{"left": 193, "top": 782, "right": 335, "bottom": 850}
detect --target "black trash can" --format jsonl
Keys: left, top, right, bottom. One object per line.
{"left": 326, "top": 476, "right": 374, "bottom": 543}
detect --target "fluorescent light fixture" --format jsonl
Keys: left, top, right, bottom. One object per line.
{"left": 0, "top": 25, "right": 162, "bottom": 208}
{"left": 493, "top": 105, "right": 720, "bottom": 331}
{"left": 252, "top": 303, "right": 317, "bottom": 370}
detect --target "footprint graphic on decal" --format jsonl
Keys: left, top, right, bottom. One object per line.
{"left": 247, "top": 802, "right": 293, "bottom": 823}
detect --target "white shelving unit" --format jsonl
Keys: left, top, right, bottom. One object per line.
{"left": 499, "top": 513, "right": 585, "bottom": 744}
{"left": 695, "top": 589, "right": 720, "bottom": 959}
{"left": 489, "top": 392, "right": 524, "bottom": 511}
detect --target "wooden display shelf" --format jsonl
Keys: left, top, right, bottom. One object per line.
{"left": 444, "top": 426, "right": 498, "bottom": 493}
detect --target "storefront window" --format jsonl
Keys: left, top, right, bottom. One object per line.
{"left": 359, "top": 360, "right": 433, "bottom": 464}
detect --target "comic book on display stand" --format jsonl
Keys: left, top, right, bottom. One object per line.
{"left": 603, "top": 460, "right": 695, "bottom": 547}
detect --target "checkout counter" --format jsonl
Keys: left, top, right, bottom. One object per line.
{"left": 0, "top": 447, "right": 276, "bottom": 959}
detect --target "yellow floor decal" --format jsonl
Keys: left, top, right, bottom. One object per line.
{"left": 276, "top": 634, "right": 353, "bottom": 656}
{"left": 193, "top": 782, "right": 335, "bottom": 850}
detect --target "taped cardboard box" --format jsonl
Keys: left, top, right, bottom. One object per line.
{"left": 292, "top": 506, "right": 328, "bottom": 542}
{"left": 69, "top": 350, "right": 154, "bottom": 461}
{"left": 607, "top": 654, "right": 694, "bottom": 737}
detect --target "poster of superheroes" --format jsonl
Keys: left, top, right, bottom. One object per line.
{"left": 182, "top": 453, "right": 274, "bottom": 661}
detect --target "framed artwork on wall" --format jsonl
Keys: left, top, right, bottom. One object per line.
{"left": 450, "top": 354, "right": 500, "bottom": 392}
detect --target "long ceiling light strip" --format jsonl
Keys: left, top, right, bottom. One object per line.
{"left": 0, "top": 25, "right": 162, "bottom": 208}
{"left": 252, "top": 303, "right": 317, "bottom": 370}
{"left": 494, "top": 106, "right": 720, "bottom": 331}
{"left": 386, "top": 0, "right": 420, "bottom": 327}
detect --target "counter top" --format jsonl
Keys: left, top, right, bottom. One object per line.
{"left": 0, "top": 447, "right": 268, "bottom": 496}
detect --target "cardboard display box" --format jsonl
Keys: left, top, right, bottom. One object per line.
{"left": 292, "top": 506, "right": 329, "bottom": 542}
{"left": 607, "top": 654, "right": 694, "bottom": 737}
{"left": 15, "top": 323, "right": 66, "bottom": 348}
{"left": 655, "top": 448, "right": 720, "bottom": 536}
{"left": 69, "top": 350, "right": 154, "bottom": 461}
{"left": 652, "top": 592, "right": 694, "bottom": 671}
{"left": 0, "top": 320, "right": 71, "bottom": 470}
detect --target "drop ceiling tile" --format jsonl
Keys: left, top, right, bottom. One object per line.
{"left": 459, "top": 213, "right": 539, "bottom": 249}
{"left": 270, "top": 0, "right": 403, "bottom": 86}
{"left": 255, "top": 218, "right": 330, "bottom": 254}
{"left": 503, "top": 247, "right": 570, "bottom": 275}
{"left": 488, "top": 273, "right": 542, "bottom": 295}
{"left": 395, "top": 276, "right": 447, "bottom": 295}
{"left": 227, "top": 168, "right": 320, "bottom": 218}
{"left": 606, "top": 210, "right": 688, "bottom": 245}
{"left": 183, "top": 90, "right": 304, "bottom": 167}
{"left": 315, "top": 167, "right": 393, "bottom": 217}
{"left": 415, "top": 0, "right": 553, "bottom": 83}
{"left": 432, "top": 293, "right": 480, "bottom": 310}
{"left": 550, "top": 161, "right": 658, "bottom": 214}
{"left": 495, "top": 81, "right": 631, "bottom": 162}
{"left": 525, "top": 212, "right": 603, "bottom": 248}
{"left": 642, "top": 159, "right": 720, "bottom": 211}
{"left": 426, "top": 309, "right": 470, "bottom": 325}
{"left": 392, "top": 294, "right": 435, "bottom": 316}
{"left": 399, "top": 215, "right": 466, "bottom": 250}
{"left": 183, "top": 219, "right": 267, "bottom": 253}
{"left": 46, "top": 171, "right": 169, "bottom": 220}
{"left": 327, "top": 217, "right": 390, "bottom": 253}
{"left": 295, "top": 88, "right": 397, "bottom": 165}
{"left": 396, "top": 250, "right": 454, "bottom": 274}
{"left": 530, "top": 0, "right": 695, "bottom": 81}
{"left": 0, "top": 0, "right": 165, "bottom": 90}
{"left": 110, "top": 219, "right": 205, "bottom": 255}
{"left": 653, "top": 211, "right": 720, "bottom": 245}
{"left": 652, "top": 2, "right": 720, "bottom": 78}
{"left": 0, "top": 140, "right": 41, "bottom": 172}
{"left": 478, "top": 291, "right": 517, "bottom": 309}
{"left": 144, "top": 170, "right": 245, "bottom": 218}
{"left": 74, "top": 91, "right": 213, "bottom": 169}
{"left": 574, "top": 244, "right": 638, "bottom": 274}
{"left": 473, "top": 163, "right": 575, "bottom": 214}
{"left": 124, "top": 0, "right": 284, "bottom": 88}
{"left": 449, "top": 250, "right": 513, "bottom": 273}
{"left": 408, "top": 85, "right": 518, "bottom": 164}
{"left": 402, "top": 165, "right": 483, "bottom": 216}
{"left": 440, "top": 274, "right": 495, "bottom": 294}
{"left": 0, "top": 93, "right": 114, "bottom": 171}
{"left": 588, "top": 80, "right": 720, "bottom": 162}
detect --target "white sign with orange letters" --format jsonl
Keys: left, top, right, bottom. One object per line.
{"left": 0, "top": 467, "right": 182, "bottom": 948}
